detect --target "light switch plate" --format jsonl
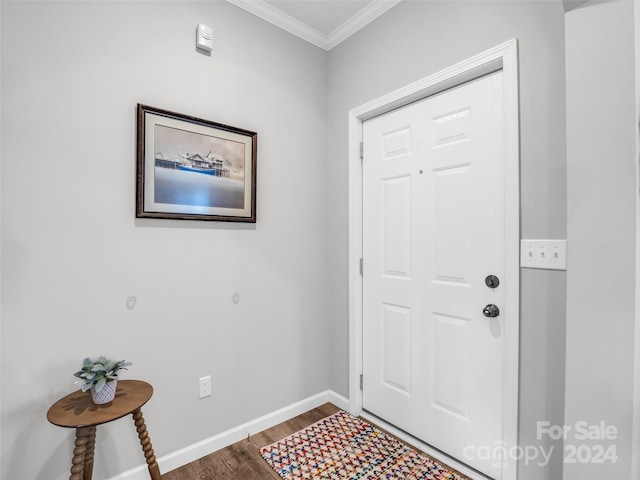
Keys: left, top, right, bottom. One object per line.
{"left": 520, "top": 239, "right": 567, "bottom": 270}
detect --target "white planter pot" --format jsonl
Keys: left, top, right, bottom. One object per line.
{"left": 90, "top": 380, "right": 117, "bottom": 404}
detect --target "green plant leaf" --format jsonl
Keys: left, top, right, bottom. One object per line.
{"left": 94, "top": 377, "right": 106, "bottom": 393}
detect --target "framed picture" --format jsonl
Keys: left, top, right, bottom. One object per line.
{"left": 136, "top": 104, "right": 257, "bottom": 222}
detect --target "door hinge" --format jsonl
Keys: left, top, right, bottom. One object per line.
{"left": 359, "top": 141, "right": 363, "bottom": 160}
{"left": 359, "top": 258, "right": 363, "bottom": 275}
{"left": 359, "top": 374, "right": 363, "bottom": 390}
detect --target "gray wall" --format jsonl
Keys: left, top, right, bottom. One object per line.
{"left": 0, "top": 2, "right": 328, "bottom": 479}
{"left": 326, "top": 2, "right": 567, "bottom": 479}
{"left": 6, "top": 1, "right": 638, "bottom": 480}
{"left": 565, "top": 2, "right": 637, "bottom": 479}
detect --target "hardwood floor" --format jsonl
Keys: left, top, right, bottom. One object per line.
{"left": 162, "top": 403, "right": 341, "bottom": 480}
{"left": 162, "top": 402, "right": 470, "bottom": 480}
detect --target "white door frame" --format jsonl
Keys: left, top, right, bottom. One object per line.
{"left": 348, "top": 39, "right": 520, "bottom": 480}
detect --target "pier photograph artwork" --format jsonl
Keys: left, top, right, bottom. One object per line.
{"left": 153, "top": 125, "right": 245, "bottom": 209}
{"left": 136, "top": 104, "right": 257, "bottom": 222}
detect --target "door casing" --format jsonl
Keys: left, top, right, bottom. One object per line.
{"left": 348, "top": 39, "right": 520, "bottom": 480}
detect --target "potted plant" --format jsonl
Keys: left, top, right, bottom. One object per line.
{"left": 74, "top": 356, "right": 132, "bottom": 404}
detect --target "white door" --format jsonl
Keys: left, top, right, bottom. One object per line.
{"left": 362, "top": 71, "right": 507, "bottom": 479}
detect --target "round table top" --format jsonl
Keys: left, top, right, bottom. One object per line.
{"left": 47, "top": 380, "right": 153, "bottom": 428}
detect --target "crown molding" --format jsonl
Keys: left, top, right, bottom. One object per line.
{"left": 326, "top": 0, "right": 401, "bottom": 50}
{"left": 226, "top": 0, "right": 328, "bottom": 49}
{"left": 226, "top": 0, "right": 402, "bottom": 51}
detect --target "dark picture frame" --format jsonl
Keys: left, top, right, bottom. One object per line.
{"left": 136, "top": 104, "right": 257, "bottom": 222}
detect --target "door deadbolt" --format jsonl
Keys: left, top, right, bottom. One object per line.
{"left": 485, "top": 275, "right": 500, "bottom": 288}
{"left": 482, "top": 304, "right": 500, "bottom": 318}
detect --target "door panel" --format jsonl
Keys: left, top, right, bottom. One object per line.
{"left": 432, "top": 313, "right": 471, "bottom": 419}
{"left": 362, "top": 72, "right": 506, "bottom": 479}
{"left": 381, "top": 303, "right": 412, "bottom": 393}
{"left": 382, "top": 176, "right": 412, "bottom": 277}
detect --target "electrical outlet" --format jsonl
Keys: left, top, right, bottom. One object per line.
{"left": 199, "top": 375, "right": 212, "bottom": 399}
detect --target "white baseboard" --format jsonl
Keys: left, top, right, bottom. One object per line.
{"left": 107, "top": 390, "right": 349, "bottom": 480}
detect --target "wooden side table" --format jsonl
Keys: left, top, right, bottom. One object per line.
{"left": 47, "top": 380, "right": 162, "bottom": 480}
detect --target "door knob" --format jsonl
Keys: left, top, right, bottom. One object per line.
{"left": 482, "top": 304, "right": 500, "bottom": 318}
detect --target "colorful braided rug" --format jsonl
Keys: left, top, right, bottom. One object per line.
{"left": 261, "top": 410, "right": 463, "bottom": 480}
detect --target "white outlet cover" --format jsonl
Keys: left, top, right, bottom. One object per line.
{"left": 199, "top": 375, "right": 212, "bottom": 398}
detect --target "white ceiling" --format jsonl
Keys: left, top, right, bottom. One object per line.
{"left": 226, "top": 0, "right": 402, "bottom": 50}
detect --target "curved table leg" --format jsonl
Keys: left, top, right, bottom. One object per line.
{"left": 132, "top": 408, "right": 162, "bottom": 480}
{"left": 69, "top": 426, "right": 93, "bottom": 480}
